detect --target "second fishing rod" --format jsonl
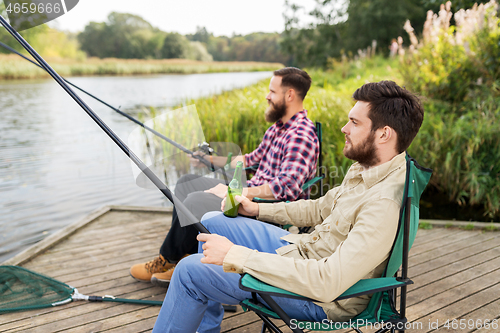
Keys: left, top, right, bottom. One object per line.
{"left": 0, "top": 41, "right": 232, "bottom": 184}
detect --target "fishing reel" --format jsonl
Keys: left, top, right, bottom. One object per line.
{"left": 197, "top": 142, "right": 218, "bottom": 156}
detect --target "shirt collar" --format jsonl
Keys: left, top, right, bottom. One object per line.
{"left": 362, "top": 152, "right": 406, "bottom": 188}
{"left": 346, "top": 152, "right": 406, "bottom": 188}
{"left": 275, "top": 109, "right": 307, "bottom": 131}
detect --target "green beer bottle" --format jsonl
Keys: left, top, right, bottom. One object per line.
{"left": 223, "top": 161, "right": 243, "bottom": 218}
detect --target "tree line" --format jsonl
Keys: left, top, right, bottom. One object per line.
{"left": 1, "top": 1, "right": 493, "bottom": 67}
{"left": 76, "top": 12, "right": 290, "bottom": 63}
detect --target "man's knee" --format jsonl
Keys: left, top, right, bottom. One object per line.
{"left": 200, "top": 211, "right": 225, "bottom": 229}
{"left": 173, "top": 254, "right": 204, "bottom": 284}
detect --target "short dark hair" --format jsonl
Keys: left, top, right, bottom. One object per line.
{"left": 273, "top": 67, "right": 312, "bottom": 100}
{"left": 353, "top": 81, "right": 424, "bottom": 153}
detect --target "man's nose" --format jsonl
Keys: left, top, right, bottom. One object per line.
{"left": 341, "top": 123, "right": 348, "bottom": 134}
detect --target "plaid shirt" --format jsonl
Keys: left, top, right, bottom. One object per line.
{"left": 245, "top": 110, "right": 319, "bottom": 200}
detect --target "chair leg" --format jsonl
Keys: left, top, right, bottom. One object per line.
{"left": 259, "top": 294, "right": 304, "bottom": 333}
{"left": 255, "top": 312, "right": 283, "bottom": 333}
{"left": 373, "top": 328, "right": 389, "bottom": 333}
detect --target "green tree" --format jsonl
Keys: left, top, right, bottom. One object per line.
{"left": 207, "top": 33, "right": 290, "bottom": 63}
{"left": 187, "top": 26, "right": 211, "bottom": 44}
{"left": 77, "top": 22, "right": 108, "bottom": 57}
{"left": 78, "top": 12, "right": 163, "bottom": 59}
{"left": 185, "top": 41, "right": 213, "bottom": 61}
{"left": 161, "top": 33, "right": 190, "bottom": 59}
{"left": 206, "top": 36, "right": 230, "bottom": 61}
{"left": 345, "top": 0, "right": 424, "bottom": 54}
{"left": 0, "top": 1, "right": 51, "bottom": 56}
{"left": 281, "top": 0, "right": 429, "bottom": 66}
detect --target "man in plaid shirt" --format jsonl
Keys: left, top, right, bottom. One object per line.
{"left": 130, "top": 67, "right": 319, "bottom": 286}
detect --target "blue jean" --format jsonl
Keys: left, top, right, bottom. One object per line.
{"left": 152, "top": 211, "right": 327, "bottom": 333}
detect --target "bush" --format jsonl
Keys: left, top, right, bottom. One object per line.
{"left": 401, "top": 1, "right": 500, "bottom": 104}
{"left": 400, "top": 0, "right": 500, "bottom": 219}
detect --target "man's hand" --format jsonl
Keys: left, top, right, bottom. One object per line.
{"left": 190, "top": 151, "right": 207, "bottom": 168}
{"left": 221, "top": 195, "right": 259, "bottom": 217}
{"left": 205, "top": 183, "right": 228, "bottom": 198}
{"left": 197, "top": 233, "right": 234, "bottom": 265}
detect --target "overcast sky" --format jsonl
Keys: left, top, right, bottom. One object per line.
{"left": 50, "top": 0, "right": 319, "bottom": 36}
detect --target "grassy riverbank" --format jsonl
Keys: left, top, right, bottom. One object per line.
{"left": 0, "top": 54, "right": 282, "bottom": 79}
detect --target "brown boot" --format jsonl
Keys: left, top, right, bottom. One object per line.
{"left": 150, "top": 254, "right": 190, "bottom": 288}
{"left": 129, "top": 255, "right": 175, "bottom": 282}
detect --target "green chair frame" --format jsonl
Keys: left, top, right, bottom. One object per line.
{"left": 238, "top": 153, "right": 432, "bottom": 333}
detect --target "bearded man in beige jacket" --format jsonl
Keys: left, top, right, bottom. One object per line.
{"left": 152, "top": 80, "right": 425, "bottom": 333}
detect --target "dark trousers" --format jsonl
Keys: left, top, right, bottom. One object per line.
{"left": 160, "top": 174, "right": 226, "bottom": 263}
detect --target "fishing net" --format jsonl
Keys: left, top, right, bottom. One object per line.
{"left": 0, "top": 265, "right": 74, "bottom": 313}
{"left": 0, "top": 265, "right": 238, "bottom": 313}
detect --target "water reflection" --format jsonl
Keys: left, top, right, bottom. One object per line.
{"left": 0, "top": 71, "right": 271, "bottom": 262}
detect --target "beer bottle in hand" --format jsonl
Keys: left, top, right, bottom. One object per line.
{"left": 223, "top": 161, "right": 243, "bottom": 218}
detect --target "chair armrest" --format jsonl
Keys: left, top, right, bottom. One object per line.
{"left": 239, "top": 274, "right": 413, "bottom": 302}
{"left": 244, "top": 165, "right": 259, "bottom": 172}
{"left": 252, "top": 197, "right": 281, "bottom": 203}
{"left": 301, "top": 175, "right": 325, "bottom": 192}
{"left": 240, "top": 274, "right": 313, "bottom": 301}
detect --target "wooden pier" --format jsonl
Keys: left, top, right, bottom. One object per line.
{"left": 1, "top": 206, "right": 499, "bottom": 332}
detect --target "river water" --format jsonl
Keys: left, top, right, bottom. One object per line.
{"left": 0, "top": 71, "right": 272, "bottom": 263}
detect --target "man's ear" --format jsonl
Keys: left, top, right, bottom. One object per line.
{"left": 286, "top": 88, "right": 295, "bottom": 102}
{"left": 378, "top": 126, "right": 395, "bottom": 144}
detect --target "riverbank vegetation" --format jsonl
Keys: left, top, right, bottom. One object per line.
{"left": 0, "top": 54, "right": 282, "bottom": 79}
{"left": 401, "top": 1, "right": 500, "bottom": 221}
{"left": 158, "top": 1, "right": 499, "bottom": 222}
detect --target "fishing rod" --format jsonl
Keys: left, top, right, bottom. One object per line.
{"left": 0, "top": 40, "right": 229, "bottom": 181}
{"left": 0, "top": 16, "right": 209, "bottom": 234}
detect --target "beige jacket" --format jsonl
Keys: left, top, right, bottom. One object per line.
{"left": 223, "top": 152, "right": 406, "bottom": 321}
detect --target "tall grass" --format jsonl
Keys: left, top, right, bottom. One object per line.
{"left": 0, "top": 55, "right": 283, "bottom": 79}
{"left": 399, "top": 0, "right": 500, "bottom": 219}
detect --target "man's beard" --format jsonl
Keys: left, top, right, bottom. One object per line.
{"left": 265, "top": 97, "right": 287, "bottom": 123}
{"left": 343, "top": 131, "right": 380, "bottom": 167}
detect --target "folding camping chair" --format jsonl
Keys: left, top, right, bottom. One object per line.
{"left": 238, "top": 153, "right": 432, "bottom": 333}
{"left": 248, "top": 121, "right": 325, "bottom": 203}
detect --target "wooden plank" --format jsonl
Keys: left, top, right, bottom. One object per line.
{"left": 408, "top": 255, "right": 500, "bottom": 305}
{"left": 100, "top": 317, "right": 158, "bottom": 333}
{"left": 1, "top": 206, "right": 111, "bottom": 266}
{"left": 405, "top": 282, "right": 500, "bottom": 333}
{"left": 23, "top": 235, "right": 164, "bottom": 271}
{"left": 432, "top": 298, "right": 500, "bottom": 333}
{"left": 405, "top": 267, "right": 500, "bottom": 325}
{"left": 409, "top": 230, "right": 483, "bottom": 262}
{"left": 410, "top": 234, "right": 500, "bottom": 277}
{"left": 408, "top": 244, "right": 500, "bottom": 293}
{"left": 410, "top": 228, "right": 458, "bottom": 248}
